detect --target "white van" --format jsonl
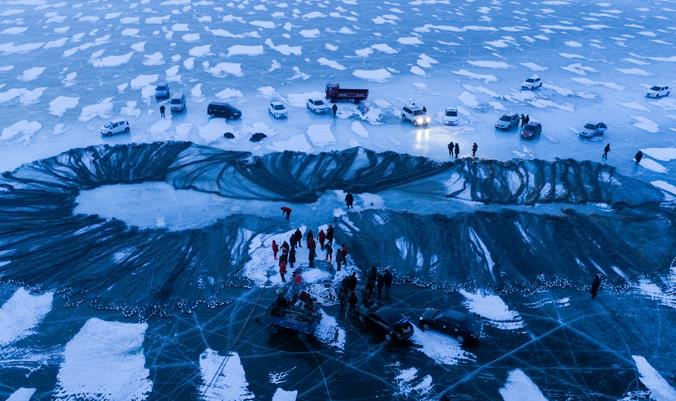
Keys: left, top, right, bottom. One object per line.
{"left": 100, "top": 120, "right": 130, "bottom": 136}
{"left": 170, "top": 92, "right": 186, "bottom": 113}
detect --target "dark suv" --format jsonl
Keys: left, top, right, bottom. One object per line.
{"left": 207, "top": 102, "right": 242, "bottom": 119}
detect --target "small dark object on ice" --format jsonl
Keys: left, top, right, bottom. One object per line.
{"left": 250, "top": 132, "right": 267, "bottom": 142}
{"left": 223, "top": 132, "right": 235, "bottom": 139}
{"left": 591, "top": 274, "right": 601, "bottom": 299}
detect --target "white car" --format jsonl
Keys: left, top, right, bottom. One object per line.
{"left": 495, "top": 112, "right": 520, "bottom": 130}
{"left": 306, "top": 98, "right": 330, "bottom": 113}
{"left": 646, "top": 85, "right": 670, "bottom": 98}
{"left": 402, "top": 103, "right": 430, "bottom": 126}
{"left": 170, "top": 92, "right": 186, "bottom": 113}
{"left": 521, "top": 75, "right": 543, "bottom": 90}
{"left": 100, "top": 119, "right": 130, "bottom": 136}
{"left": 443, "top": 107, "right": 459, "bottom": 125}
{"left": 268, "top": 101, "right": 288, "bottom": 118}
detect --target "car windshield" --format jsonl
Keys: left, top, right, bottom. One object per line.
{"left": 584, "top": 123, "right": 596, "bottom": 129}
{"left": 413, "top": 109, "right": 425, "bottom": 116}
{"left": 446, "top": 110, "right": 457, "bottom": 117}
{"left": 156, "top": 85, "right": 168, "bottom": 90}
{"left": 650, "top": 86, "right": 661, "bottom": 91}
{"left": 526, "top": 78, "right": 535, "bottom": 83}
{"left": 274, "top": 104, "right": 285, "bottom": 110}
{"left": 171, "top": 98, "right": 182, "bottom": 104}
{"left": 314, "top": 100, "right": 324, "bottom": 105}
{"left": 103, "top": 122, "right": 113, "bottom": 128}
{"left": 500, "top": 115, "right": 512, "bottom": 121}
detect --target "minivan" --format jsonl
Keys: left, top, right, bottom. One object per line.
{"left": 170, "top": 93, "right": 186, "bottom": 113}
{"left": 207, "top": 102, "right": 242, "bottom": 119}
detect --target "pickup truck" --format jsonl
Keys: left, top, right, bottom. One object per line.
{"left": 325, "top": 84, "right": 369, "bottom": 103}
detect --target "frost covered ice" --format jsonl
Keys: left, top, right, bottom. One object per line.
{"left": 0, "top": 0, "right": 675, "bottom": 399}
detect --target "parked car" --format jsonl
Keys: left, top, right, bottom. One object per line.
{"left": 578, "top": 122, "right": 607, "bottom": 138}
{"left": 357, "top": 306, "right": 414, "bottom": 342}
{"left": 306, "top": 98, "right": 330, "bottom": 113}
{"left": 495, "top": 112, "right": 520, "bottom": 130}
{"left": 521, "top": 75, "right": 543, "bottom": 90}
{"left": 419, "top": 308, "right": 479, "bottom": 345}
{"left": 169, "top": 92, "right": 186, "bottom": 113}
{"left": 100, "top": 119, "right": 130, "bottom": 136}
{"left": 645, "top": 85, "right": 670, "bottom": 98}
{"left": 521, "top": 121, "right": 542, "bottom": 139}
{"left": 268, "top": 101, "right": 288, "bottom": 118}
{"left": 443, "top": 107, "right": 459, "bottom": 126}
{"left": 402, "top": 103, "right": 430, "bottom": 126}
{"left": 155, "top": 82, "right": 170, "bottom": 100}
{"left": 207, "top": 102, "right": 242, "bottom": 119}
{"left": 325, "top": 83, "right": 369, "bottom": 103}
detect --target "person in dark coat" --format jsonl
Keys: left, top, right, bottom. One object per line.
{"left": 591, "top": 274, "right": 601, "bottom": 299}
{"left": 326, "top": 225, "right": 334, "bottom": 245}
{"left": 339, "top": 277, "right": 349, "bottom": 313}
{"left": 345, "top": 192, "right": 354, "bottom": 209}
{"left": 367, "top": 266, "right": 378, "bottom": 285}
{"left": 472, "top": 142, "right": 478, "bottom": 158}
{"left": 271, "top": 240, "right": 279, "bottom": 260}
{"left": 383, "top": 269, "right": 393, "bottom": 299}
{"left": 332, "top": 103, "right": 338, "bottom": 117}
{"left": 325, "top": 242, "right": 333, "bottom": 262}
{"left": 347, "top": 291, "right": 358, "bottom": 321}
{"left": 635, "top": 150, "right": 643, "bottom": 164}
{"left": 336, "top": 248, "right": 343, "bottom": 271}
{"left": 454, "top": 143, "right": 460, "bottom": 158}
{"left": 376, "top": 272, "right": 384, "bottom": 300}
{"left": 160, "top": 105, "right": 166, "bottom": 118}
{"left": 318, "top": 229, "right": 326, "bottom": 250}
{"left": 602, "top": 143, "right": 610, "bottom": 160}
{"left": 347, "top": 272, "right": 358, "bottom": 293}
{"left": 289, "top": 234, "right": 297, "bottom": 249}
{"left": 281, "top": 206, "right": 292, "bottom": 220}
{"left": 280, "top": 241, "right": 290, "bottom": 255}
{"left": 448, "top": 141, "right": 454, "bottom": 157}
{"left": 524, "top": 114, "right": 530, "bottom": 125}
{"left": 520, "top": 114, "right": 525, "bottom": 127}
{"left": 289, "top": 246, "right": 296, "bottom": 268}
{"left": 294, "top": 228, "right": 302, "bottom": 248}
{"left": 308, "top": 246, "right": 316, "bottom": 268}
{"left": 422, "top": 105, "right": 427, "bottom": 113}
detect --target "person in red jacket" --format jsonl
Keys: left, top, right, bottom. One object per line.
{"left": 318, "top": 229, "right": 326, "bottom": 250}
{"left": 279, "top": 259, "right": 287, "bottom": 282}
{"left": 271, "top": 240, "right": 279, "bottom": 260}
{"left": 280, "top": 206, "right": 292, "bottom": 220}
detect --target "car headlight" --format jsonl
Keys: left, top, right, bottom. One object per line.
{"left": 426, "top": 117, "right": 431, "bottom": 123}
{"left": 416, "top": 117, "right": 423, "bottom": 123}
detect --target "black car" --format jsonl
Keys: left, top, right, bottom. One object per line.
{"left": 207, "top": 102, "right": 242, "bottom": 119}
{"left": 520, "top": 121, "right": 542, "bottom": 139}
{"left": 419, "top": 308, "right": 479, "bottom": 345}
{"left": 358, "top": 306, "right": 414, "bottom": 342}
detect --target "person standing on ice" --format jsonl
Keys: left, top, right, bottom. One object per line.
{"left": 602, "top": 144, "right": 610, "bottom": 160}
{"left": 520, "top": 114, "right": 525, "bottom": 127}
{"left": 281, "top": 241, "right": 290, "bottom": 255}
{"left": 376, "top": 272, "right": 385, "bottom": 300}
{"left": 308, "top": 245, "right": 316, "bottom": 268}
{"left": 318, "top": 229, "right": 326, "bottom": 250}
{"left": 332, "top": 103, "right": 338, "bottom": 117}
{"left": 454, "top": 143, "right": 460, "bottom": 159}
{"left": 294, "top": 228, "right": 303, "bottom": 248}
{"left": 325, "top": 242, "right": 333, "bottom": 262}
{"left": 591, "top": 273, "right": 601, "bottom": 299}
{"left": 279, "top": 259, "right": 287, "bottom": 282}
{"left": 289, "top": 246, "right": 296, "bottom": 269}
{"left": 272, "top": 240, "right": 279, "bottom": 260}
{"left": 345, "top": 192, "right": 354, "bottom": 209}
{"left": 336, "top": 247, "right": 343, "bottom": 271}
{"left": 289, "top": 233, "right": 297, "bottom": 249}
{"left": 326, "top": 225, "right": 334, "bottom": 245}
{"left": 383, "top": 268, "right": 393, "bottom": 300}
{"left": 472, "top": 142, "right": 478, "bottom": 158}
{"left": 524, "top": 114, "right": 530, "bottom": 125}
{"left": 367, "top": 266, "right": 378, "bottom": 286}
{"left": 448, "top": 141, "right": 454, "bottom": 157}
{"left": 347, "top": 272, "right": 358, "bottom": 293}
{"left": 281, "top": 206, "right": 292, "bottom": 220}
{"left": 635, "top": 150, "right": 643, "bottom": 164}
{"left": 160, "top": 105, "right": 166, "bottom": 118}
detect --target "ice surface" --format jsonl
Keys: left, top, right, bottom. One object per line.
{"left": 272, "top": 388, "right": 298, "bottom": 401}
{"left": 6, "top": 388, "right": 36, "bottom": 401}
{"left": 0, "top": 288, "right": 52, "bottom": 346}
{"left": 54, "top": 318, "right": 151, "bottom": 401}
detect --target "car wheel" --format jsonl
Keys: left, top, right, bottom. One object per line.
{"left": 297, "top": 332, "right": 307, "bottom": 342}
{"left": 385, "top": 334, "right": 392, "bottom": 342}
{"left": 401, "top": 114, "right": 406, "bottom": 121}
{"left": 124, "top": 127, "right": 130, "bottom": 133}
{"left": 456, "top": 335, "right": 464, "bottom": 343}
{"left": 107, "top": 132, "right": 112, "bottom": 136}
{"left": 422, "top": 323, "right": 430, "bottom": 330}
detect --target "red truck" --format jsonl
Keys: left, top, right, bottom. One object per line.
{"left": 325, "top": 84, "right": 369, "bottom": 103}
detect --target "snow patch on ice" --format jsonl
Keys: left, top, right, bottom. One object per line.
{"left": 272, "top": 388, "right": 298, "bottom": 401}
{"left": 631, "top": 355, "right": 676, "bottom": 401}
{"left": 199, "top": 349, "right": 254, "bottom": 400}
{"left": 459, "top": 290, "right": 524, "bottom": 330}
{"left": 353, "top": 69, "right": 392, "bottom": 82}
{"left": 411, "top": 327, "right": 474, "bottom": 366}
{"left": 499, "top": 369, "right": 548, "bottom": 401}
{"left": 306, "top": 124, "right": 336, "bottom": 147}
{"left": 1, "top": 120, "right": 42, "bottom": 142}
{"left": 0, "top": 288, "right": 53, "bottom": 346}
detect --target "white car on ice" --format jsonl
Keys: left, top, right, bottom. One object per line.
{"left": 100, "top": 119, "right": 130, "bottom": 136}
{"left": 521, "top": 75, "right": 543, "bottom": 90}
{"left": 495, "top": 112, "right": 520, "bottom": 130}
{"left": 268, "top": 101, "right": 288, "bottom": 118}
{"left": 402, "top": 103, "right": 430, "bottom": 126}
{"left": 443, "top": 107, "right": 459, "bottom": 125}
{"left": 645, "top": 85, "right": 670, "bottom": 98}
{"left": 306, "top": 98, "right": 330, "bottom": 113}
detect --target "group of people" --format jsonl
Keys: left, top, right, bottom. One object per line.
{"left": 271, "top": 225, "right": 350, "bottom": 281}
{"left": 447, "top": 142, "right": 479, "bottom": 158}
{"left": 519, "top": 114, "right": 531, "bottom": 127}
{"left": 339, "top": 266, "right": 394, "bottom": 320}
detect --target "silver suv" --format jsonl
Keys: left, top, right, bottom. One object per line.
{"left": 401, "top": 103, "right": 430, "bottom": 126}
